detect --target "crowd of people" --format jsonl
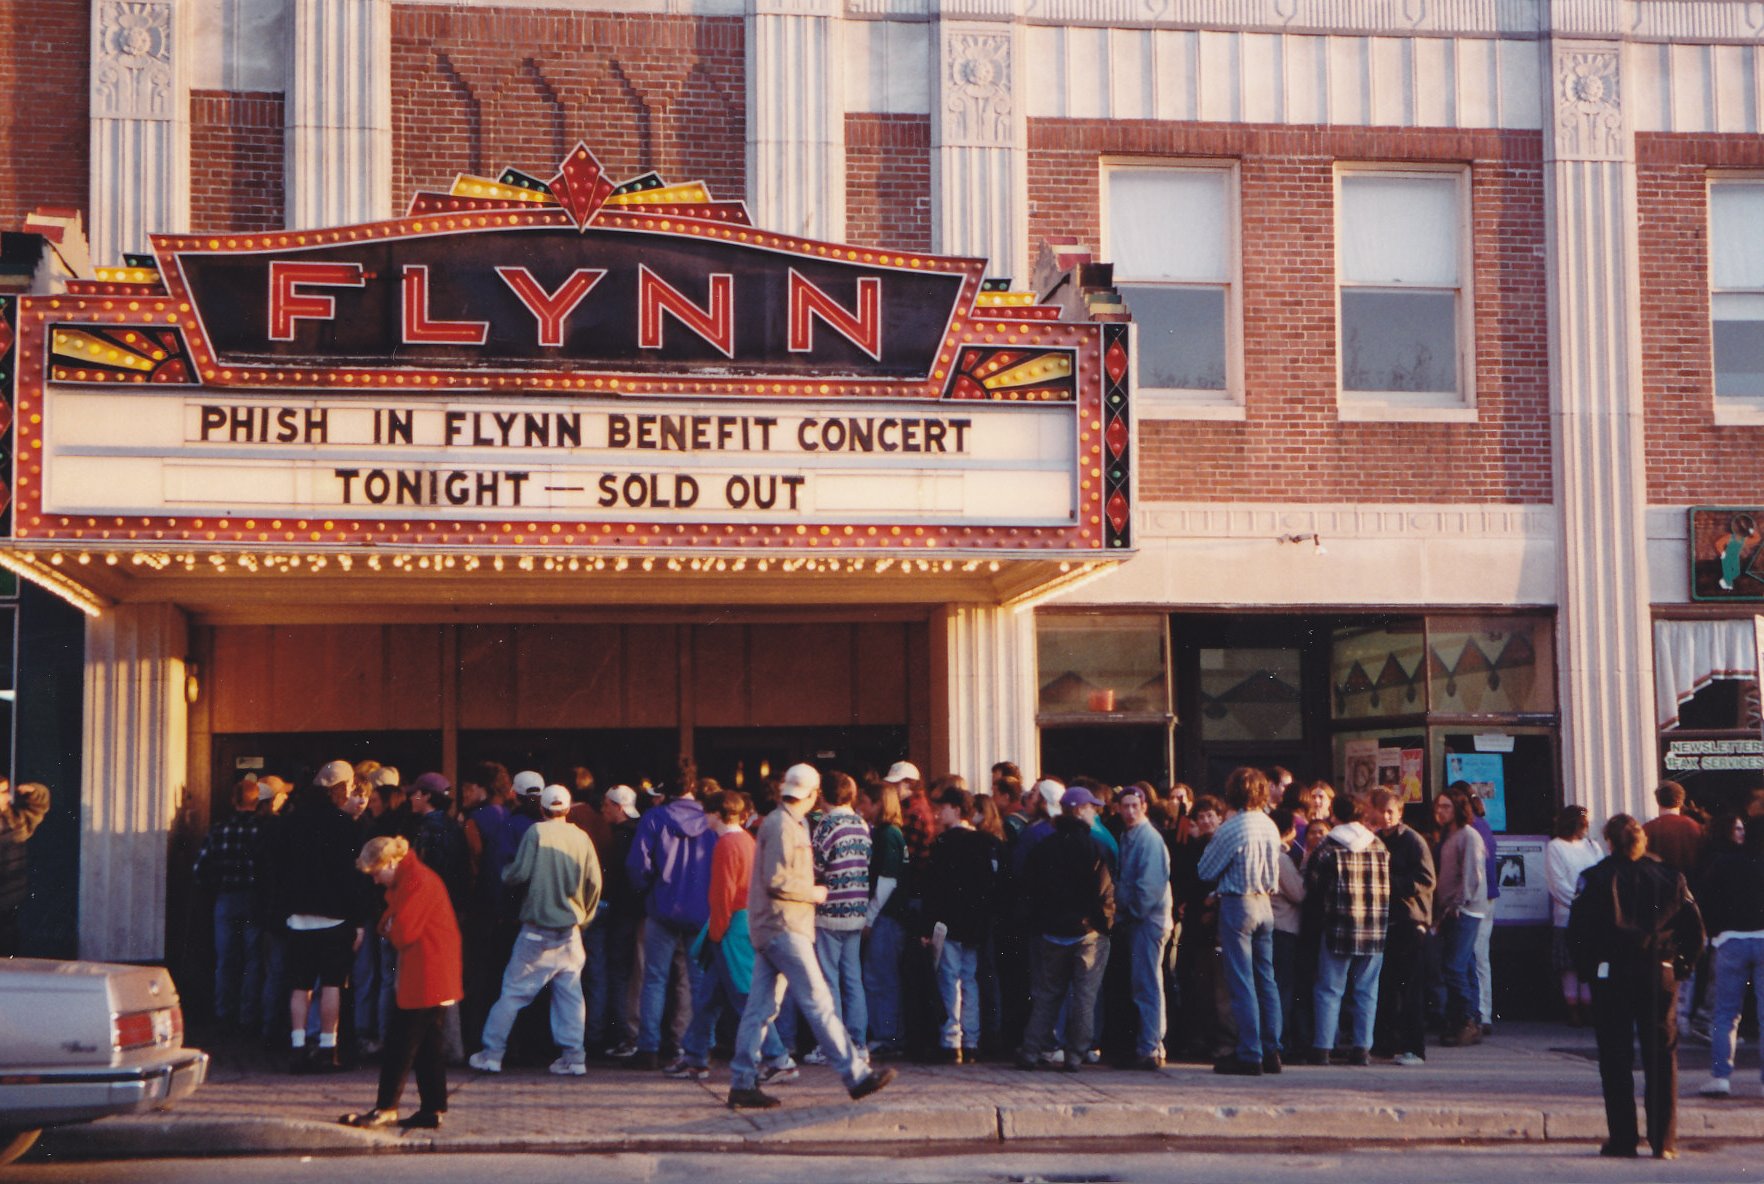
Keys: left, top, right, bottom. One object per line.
{"left": 189, "top": 755, "right": 1761, "bottom": 1147}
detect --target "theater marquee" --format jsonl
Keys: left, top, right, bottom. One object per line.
{"left": 6, "top": 143, "right": 1132, "bottom": 568}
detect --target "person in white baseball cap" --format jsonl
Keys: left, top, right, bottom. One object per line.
{"left": 882, "top": 761, "right": 921, "bottom": 788}
{"left": 469, "top": 782, "right": 603, "bottom": 1077}
{"left": 726, "top": 763, "right": 896, "bottom": 1110}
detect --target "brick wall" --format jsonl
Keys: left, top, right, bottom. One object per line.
{"left": 391, "top": 5, "right": 744, "bottom": 209}
{"left": 0, "top": 0, "right": 88, "bottom": 229}
{"left": 1029, "top": 121, "right": 1551, "bottom": 504}
{"left": 1638, "top": 133, "right": 1764, "bottom": 505}
{"left": 845, "top": 114, "right": 931, "bottom": 251}
{"left": 190, "top": 91, "right": 285, "bottom": 234}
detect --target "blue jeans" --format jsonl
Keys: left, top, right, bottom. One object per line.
{"left": 936, "top": 939, "right": 980, "bottom": 1050}
{"left": 1313, "top": 946, "right": 1385, "bottom": 1052}
{"left": 1440, "top": 912, "right": 1483, "bottom": 1029}
{"left": 816, "top": 928, "right": 867, "bottom": 1051}
{"left": 212, "top": 891, "right": 263, "bottom": 1029}
{"left": 1711, "top": 936, "right": 1764, "bottom": 1080}
{"left": 680, "top": 938, "right": 787, "bottom": 1068}
{"left": 481, "top": 923, "right": 587, "bottom": 1060}
{"left": 732, "top": 930, "right": 868, "bottom": 1091}
{"left": 1217, "top": 893, "right": 1281, "bottom": 1064}
{"left": 638, "top": 918, "right": 705, "bottom": 1054}
{"left": 352, "top": 925, "right": 385, "bottom": 1039}
{"left": 1125, "top": 918, "right": 1173, "bottom": 1058}
{"left": 863, "top": 914, "right": 905, "bottom": 1050}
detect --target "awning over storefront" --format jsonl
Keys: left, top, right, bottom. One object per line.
{"left": 1, "top": 142, "right": 1133, "bottom": 618}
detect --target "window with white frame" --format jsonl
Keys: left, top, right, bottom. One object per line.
{"left": 1337, "top": 169, "right": 1469, "bottom": 410}
{"left": 1105, "top": 165, "right": 1236, "bottom": 402}
{"left": 1711, "top": 179, "right": 1764, "bottom": 401}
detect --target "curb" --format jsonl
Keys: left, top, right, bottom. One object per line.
{"left": 46, "top": 1100, "right": 1764, "bottom": 1162}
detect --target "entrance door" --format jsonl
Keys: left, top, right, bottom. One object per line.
{"left": 694, "top": 725, "right": 907, "bottom": 797}
{"left": 1173, "top": 615, "right": 1332, "bottom": 795}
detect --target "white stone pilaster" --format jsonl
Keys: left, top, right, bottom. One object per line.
{"left": 933, "top": 19, "right": 1027, "bottom": 283}
{"left": 286, "top": 0, "right": 392, "bottom": 228}
{"left": 78, "top": 604, "right": 189, "bottom": 962}
{"left": 747, "top": 0, "right": 846, "bottom": 241}
{"left": 934, "top": 603, "right": 1038, "bottom": 791}
{"left": 90, "top": 0, "right": 190, "bottom": 265}
{"left": 1545, "top": 38, "right": 1656, "bottom": 823}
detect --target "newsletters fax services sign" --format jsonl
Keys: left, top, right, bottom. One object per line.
{"left": 12, "top": 144, "right": 1132, "bottom": 557}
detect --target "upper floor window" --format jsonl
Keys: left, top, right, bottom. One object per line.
{"left": 1105, "top": 164, "right": 1239, "bottom": 415}
{"left": 1711, "top": 179, "right": 1764, "bottom": 403}
{"left": 1337, "top": 168, "right": 1472, "bottom": 420}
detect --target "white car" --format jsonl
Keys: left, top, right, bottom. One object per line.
{"left": 0, "top": 958, "right": 208, "bottom": 1164}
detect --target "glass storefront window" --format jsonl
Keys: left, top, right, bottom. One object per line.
{"left": 1199, "top": 647, "right": 1303, "bottom": 742}
{"left": 1037, "top": 614, "right": 1169, "bottom": 717}
{"left": 1331, "top": 619, "right": 1426, "bottom": 719}
{"left": 1428, "top": 615, "right": 1555, "bottom": 716}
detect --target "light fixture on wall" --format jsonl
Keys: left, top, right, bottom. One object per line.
{"left": 185, "top": 661, "right": 200, "bottom": 705}
{"left": 1278, "top": 532, "right": 1326, "bottom": 555}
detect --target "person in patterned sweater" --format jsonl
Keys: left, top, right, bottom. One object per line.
{"left": 810, "top": 772, "right": 872, "bottom": 1062}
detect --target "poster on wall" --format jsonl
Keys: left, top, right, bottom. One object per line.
{"left": 1376, "top": 747, "right": 1402, "bottom": 793}
{"left": 1691, "top": 509, "right": 1764, "bottom": 601}
{"left": 1492, "top": 835, "right": 1551, "bottom": 926}
{"left": 1445, "top": 751, "right": 1508, "bottom": 832}
{"left": 1343, "top": 739, "right": 1378, "bottom": 797}
{"left": 1400, "top": 748, "right": 1424, "bottom": 803}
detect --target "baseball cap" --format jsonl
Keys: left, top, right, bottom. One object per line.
{"left": 883, "top": 761, "right": 921, "bottom": 784}
{"left": 606, "top": 785, "right": 639, "bottom": 819}
{"left": 1032, "top": 778, "right": 1066, "bottom": 816}
{"left": 314, "top": 759, "right": 354, "bottom": 789}
{"left": 512, "top": 769, "right": 545, "bottom": 797}
{"left": 1060, "top": 786, "right": 1103, "bottom": 812}
{"left": 540, "top": 785, "right": 571, "bottom": 812}
{"left": 780, "top": 763, "right": 821, "bottom": 801}
{"left": 410, "top": 771, "right": 450, "bottom": 798}
{"left": 369, "top": 766, "right": 401, "bottom": 788}
{"left": 255, "top": 774, "right": 290, "bottom": 801}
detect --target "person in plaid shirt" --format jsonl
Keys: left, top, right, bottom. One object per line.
{"left": 194, "top": 776, "right": 268, "bottom": 1030}
{"left": 1303, "top": 792, "right": 1391, "bottom": 1065}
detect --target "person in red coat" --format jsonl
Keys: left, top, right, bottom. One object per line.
{"left": 341, "top": 835, "right": 463, "bottom": 1130}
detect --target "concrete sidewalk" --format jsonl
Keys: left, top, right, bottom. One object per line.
{"left": 44, "top": 1024, "right": 1764, "bottom": 1161}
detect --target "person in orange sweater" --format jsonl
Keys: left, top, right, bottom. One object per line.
{"left": 340, "top": 835, "right": 463, "bottom": 1131}
{"left": 668, "top": 791, "right": 790, "bottom": 1081}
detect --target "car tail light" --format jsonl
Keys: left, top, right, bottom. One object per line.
{"left": 112, "top": 1010, "right": 155, "bottom": 1050}
{"left": 112, "top": 1008, "right": 178, "bottom": 1051}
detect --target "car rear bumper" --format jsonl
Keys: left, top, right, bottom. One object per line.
{"left": 0, "top": 1049, "right": 208, "bottom": 1128}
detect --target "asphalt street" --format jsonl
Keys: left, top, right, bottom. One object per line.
{"left": 6, "top": 1147, "right": 1764, "bottom": 1184}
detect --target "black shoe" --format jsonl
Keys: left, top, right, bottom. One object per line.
{"left": 1262, "top": 1052, "right": 1283, "bottom": 1074}
{"left": 1299, "top": 1048, "right": 1329, "bottom": 1066}
{"left": 627, "top": 1051, "right": 661, "bottom": 1070}
{"left": 727, "top": 1087, "right": 782, "bottom": 1110}
{"left": 399, "top": 1110, "right": 443, "bottom": 1130}
{"left": 1056, "top": 1057, "right": 1081, "bottom": 1074}
{"left": 933, "top": 1046, "right": 963, "bottom": 1064}
{"left": 289, "top": 1047, "right": 311, "bottom": 1074}
{"left": 1213, "top": 1057, "right": 1263, "bottom": 1076}
{"left": 1135, "top": 1054, "right": 1166, "bottom": 1071}
{"left": 1013, "top": 1055, "right": 1040, "bottom": 1071}
{"left": 1346, "top": 1047, "right": 1370, "bottom": 1066}
{"left": 849, "top": 1067, "right": 898, "bottom": 1100}
{"left": 1598, "top": 1140, "right": 1640, "bottom": 1158}
{"left": 339, "top": 1109, "right": 398, "bottom": 1129}
{"left": 869, "top": 1044, "right": 904, "bottom": 1062}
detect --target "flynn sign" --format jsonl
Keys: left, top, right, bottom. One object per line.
{"left": 10, "top": 143, "right": 1132, "bottom": 555}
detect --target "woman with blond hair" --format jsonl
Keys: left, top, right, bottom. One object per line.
{"left": 340, "top": 835, "right": 462, "bottom": 1130}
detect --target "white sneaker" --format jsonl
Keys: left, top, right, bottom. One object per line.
{"left": 1392, "top": 1052, "right": 1426, "bottom": 1067}
{"left": 1700, "top": 1076, "right": 1732, "bottom": 1097}
{"left": 468, "top": 1050, "right": 503, "bottom": 1073}
{"left": 1084, "top": 1048, "right": 1102, "bottom": 1065}
{"left": 758, "top": 1059, "right": 799, "bottom": 1084}
{"left": 802, "top": 1047, "right": 829, "bottom": 1066}
{"left": 548, "top": 1056, "right": 587, "bottom": 1076}
{"left": 1041, "top": 1049, "right": 1065, "bottom": 1065}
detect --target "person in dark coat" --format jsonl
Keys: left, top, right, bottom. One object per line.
{"left": 1568, "top": 813, "right": 1706, "bottom": 1161}
{"left": 0, "top": 779, "right": 50, "bottom": 957}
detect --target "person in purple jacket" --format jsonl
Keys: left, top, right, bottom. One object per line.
{"left": 625, "top": 772, "right": 718, "bottom": 1069}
